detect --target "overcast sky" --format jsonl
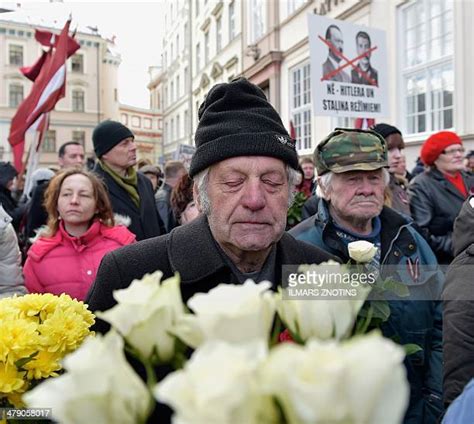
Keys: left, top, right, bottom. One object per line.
{"left": 4, "top": 1, "right": 165, "bottom": 108}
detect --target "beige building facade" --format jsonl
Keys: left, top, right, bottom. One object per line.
{"left": 154, "top": 0, "right": 473, "bottom": 169}
{"left": 119, "top": 103, "right": 162, "bottom": 165}
{"left": 0, "top": 15, "right": 121, "bottom": 168}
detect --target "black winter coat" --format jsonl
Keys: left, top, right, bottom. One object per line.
{"left": 408, "top": 169, "right": 474, "bottom": 264}
{"left": 443, "top": 195, "right": 474, "bottom": 405}
{"left": 93, "top": 164, "right": 161, "bottom": 241}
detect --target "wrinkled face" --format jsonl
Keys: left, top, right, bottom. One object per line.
{"left": 434, "top": 145, "right": 465, "bottom": 174}
{"left": 201, "top": 156, "right": 289, "bottom": 254}
{"left": 326, "top": 170, "right": 385, "bottom": 227}
{"left": 356, "top": 35, "right": 370, "bottom": 66}
{"left": 57, "top": 174, "right": 97, "bottom": 227}
{"left": 328, "top": 27, "right": 344, "bottom": 62}
{"left": 59, "top": 144, "right": 85, "bottom": 169}
{"left": 102, "top": 137, "right": 137, "bottom": 170}
{"left": 301, "top": 163, "right": 315, "bottom": 180}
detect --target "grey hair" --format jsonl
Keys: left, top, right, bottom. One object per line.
{"left": 317, "top": 168, "right": 390, "bottom": 200}
{"left": 193, "top": 165, "right": 300, "bottom": 215}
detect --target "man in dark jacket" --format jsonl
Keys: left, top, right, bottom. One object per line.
{"left": 443, "top": 195, "right": 474, "bottom": 405}
{"left": 87, "top": 78, "right": 336, "bottom": 423}
{"left": 92, "top": 120, "right": 161, "bottom": 241}
{"left": 88, "top": 78, "right": 334, "bottom": 313}
{"left": 290, "top": 128, "right": 444, "bottom": 424}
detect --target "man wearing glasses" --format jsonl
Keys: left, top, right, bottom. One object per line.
{"left": 408, "top": 131, "right": 474, "bottom": 263}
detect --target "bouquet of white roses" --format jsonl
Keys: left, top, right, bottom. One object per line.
{"left": 25, "top": 261, "right": 410, "bottom": 424}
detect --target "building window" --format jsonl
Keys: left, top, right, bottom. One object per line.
{"left": 71, "top": 54, "right": 84, "bottom": 73}
{"left": 400, "top": 0, "right": 454, "bottom": 134}
{"left": 229, "top": 1, "right": 236, "bottom": 41}
{"left": 121, "top": 113, "right": 128, "bottom": 125}
{"left": 9, "top": 84, "right": 24, "bottom": 108}
{"left": 132, "top": 116, "right": 141, "bottom": 127}
{"left": 216, "top": 15, "right": 222, "bottom": 52}
{"left": 42, "top": 130, "right": 56, "bottom": 153}
{"left": 249, "top": 0, "right": 266, "bottom": 44}
{"left": 72, "top": 130, "right": 85, "bottom": 146}
{"left": 170, "top": 42, "right": 174, "bottom": 61}
{"left": 195, "top": 0, "right": 200, "bottom": 16}
{"left": 204, "top": 31, "right": 210, "bottom": 64}
{"left": 171, "top": 118, "right": 175, "bottom": 141}
{"left": 176, "top": 114, "right": 181, "bottom": 140}
{"left": 184, "top": 66, "right": 189, "bottom": 92}
{"left": 290, "top": 63, "right": 312, "bottom": 151}
{"left": 282, "top": 0, "right": 306, "bottom": 20}
{"left": 196, "top": 43, "right": 201, "bottom": 71}
{"left": 171, "top": 80, "right": 175, "bottom": 102}
{"left": 184, "top": 109, "right": 189, "bottom": 136}
{"left": 72, "top": 90, "right": 85, "bottom": 112}
{"left": 9, "top": 44, "right": 23, "bottom": 66}
{"left": 144, "top": 118, "right": 152, "bottom": 129}
{"left": 176, "top": 75, "right": 180, "bottom": 99}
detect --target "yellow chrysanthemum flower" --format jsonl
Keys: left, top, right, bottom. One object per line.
{"left": 12, "top": 293, "right": 59, "bottom": 323}
{"left": 0, "top": 319, "right": 40, "bottom": 365}
{"left": 5, "top": 391, "right": 26, "bottom": 408}
{"left": 23, "top": 351, "right": 62, "bottom": 380}
{"left": 0, "top": 362, "right": 26, "bottom": 393}
{"left": 39, "top": 307, "right": 93, "bottom": 354}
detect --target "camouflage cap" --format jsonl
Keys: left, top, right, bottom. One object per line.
{"left": 314, "top": 128, "right": 388, "bottom": 175}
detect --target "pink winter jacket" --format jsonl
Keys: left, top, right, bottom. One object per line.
{"left": 24, "top": 220, "right": 136, "bottom": 300}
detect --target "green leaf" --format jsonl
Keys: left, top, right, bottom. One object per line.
{"left": 15, "top": 351, "right": 39, "bottom": 369}
{"left": 379, "top": 278, "right": 410, "bottom": 297}
{"left": 404, "top": 343, "right": 423, "bottom": 356}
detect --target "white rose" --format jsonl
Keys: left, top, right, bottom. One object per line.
{"left": 154, "top": 341, "right": 275, "bottom": 424}
{"left": 172, "top": 280, "right": 276, "bottom": 348}
{"left": 260, "top": 340, "right": 349, "bottom": 423}
{"left": 342, "top": 332, "right": 409, "bottom": 424}
{"left": 98, "top": 271, "right": 185, "bottom": 362}
{"left": 277, "top": 297, "right": 365, "bottom": 341}
{"left": 348, "top": 240, "right": 378, "bottom": 263}
{"left": 24, "top": 332, "right": 150, "bottom": 424}
{"left": 260, "top": 334, "right": 409, "bottom": 424}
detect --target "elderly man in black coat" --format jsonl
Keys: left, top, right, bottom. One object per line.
{"left": 86, "top": 78, "right": 336, "bottom": 423}
{"left": 88, "top": 77, "right": 334, "bottom": 313}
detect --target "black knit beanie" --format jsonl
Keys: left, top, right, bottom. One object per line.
{"left": 92, "top": 120, "right": 134, "bottom": 158}
{"left": 372, "top": 123, "right": 404, "bottom": 150}
{"left": 189, "top": 78, "right": 298, "bottom": 177}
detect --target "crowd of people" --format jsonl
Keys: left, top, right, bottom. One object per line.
{"left": 1, "top": 77, "right": 474, "bottom": 423}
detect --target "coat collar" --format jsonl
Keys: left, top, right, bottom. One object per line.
{"left": 428, "top": 168, "right": 471, "bottom": 200}
{"left": 167, "top": 215, "right": 307, "bottom": 287}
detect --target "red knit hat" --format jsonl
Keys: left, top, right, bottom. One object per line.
{"left": 420, "top": 131, "right": 462, "bottom": 166}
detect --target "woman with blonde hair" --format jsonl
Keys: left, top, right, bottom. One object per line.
{"left": 24, "top": 169, "right": 135, "bottom": 300}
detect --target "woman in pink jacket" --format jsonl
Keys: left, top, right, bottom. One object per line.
{"left": 24, "top": 169, "right": 135, "bottom": 301}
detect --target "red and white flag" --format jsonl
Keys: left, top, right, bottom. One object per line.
{"left": 8, "top": 19, "right": 80, "bottom": 171}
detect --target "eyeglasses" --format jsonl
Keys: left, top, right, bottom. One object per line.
{"left": 441, "top": 147, "right": 465, "bottom": 156}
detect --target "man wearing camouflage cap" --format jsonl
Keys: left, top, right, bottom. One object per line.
{"left": 290, "top": 128, "right": 444, "bottom": 424}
